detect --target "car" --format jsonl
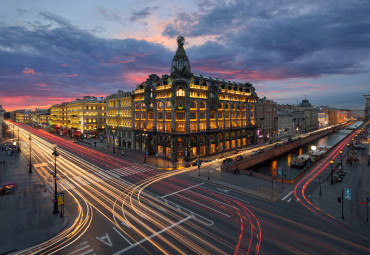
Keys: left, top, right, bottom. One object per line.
{"left": 234, "top": 155, "right": 244, "bottom": 161}
{"left": 223, "top": 158, "right": 233, "bottom": 163}
{"left": 251, "top": 150, "right": 259, "bottom": 156}
{"left": 192, "top": 159, "right": 204, "bottom": 166}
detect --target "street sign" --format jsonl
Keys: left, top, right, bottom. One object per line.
{"left": 58, "top": 192, "right": 64, "bottom": 205}
{"left": 344, "top": 188, "right": 351, "bottom": 200}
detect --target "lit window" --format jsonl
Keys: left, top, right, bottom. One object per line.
{"left": 165, "top": 101, "right": 171, "bottom": 109}
{"left": 190, "top": 101, "right": 197, "bottom": 109}
{"left": 176, "top": 88, "right": 185, "bottom": 97}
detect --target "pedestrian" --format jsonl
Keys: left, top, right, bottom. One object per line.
{"left": 249, "top": 169, "right": 253, "bottom": 176}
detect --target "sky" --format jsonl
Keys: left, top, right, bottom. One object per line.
{"left": 0, "top": 0, "right": 369, "bottom": 111}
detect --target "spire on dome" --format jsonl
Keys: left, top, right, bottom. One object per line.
{"left": 170, "top": 36, "right": 191, "bottom": 78}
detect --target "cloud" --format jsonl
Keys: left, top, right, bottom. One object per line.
{"left": 130, "top": 7, "right": 156, "bottom": 23}
{"left": 163, "top": 0, "right": 370, "bottom": 80}
{"left": 22, "top": 67, "right": 36, "bottom": 75}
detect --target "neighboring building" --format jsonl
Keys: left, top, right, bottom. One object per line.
{"left": 132, "top": 36, "right": 258, "bottom": 162}
{"left": 364, "top": 94, "right": 370, "bottom": 120}
{"left": 106, "top": 90, "right": 133, "bottom": 149}
{"left": 34, "top": 109, "right": 51, "bottom": 127}
{"left": 50, "top": 96, "right": 106, "bottom": 135}
{"left": 0, "top": 105, "right": 5, "bottom": 140}
{"left": 277, "top": 110, "right": 293, "bottom": 139}
{"left": 15, "top": 109, "right": 32, "bottom": 124}
{"left": 256, "top": 97, "right": 277, "bottom": 143}
{"left": 299, "top": 99, "right": 319, "bottom": 132}
{"left": 318, "top": 109, "right": 329, "bottom": 128}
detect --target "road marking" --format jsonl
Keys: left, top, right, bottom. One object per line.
{"left": 281, "top": 191, "right": 293, "bottom": 201}
{"left": 113, "top": 227, "right": 132, "bottom": 245}
{"left": 199, "top": 186, "right": 250, "bottom": 204}
{"left": 161, "top": 182, "right": 204, "bottom": 198}
{"left": 216, "top": 188, "right": 230, "bottom": 193}
{"left": 185, "top": 189, "right": 241, "bottom": 211}
{"left": 175, "top": 194, "right": 231, "bottom": 217}
{"left": 118, "top": 218, "right": 131, "bottom": 228}
{"left": 68, "top": 245, "right": 91, "bottom": 254}
{"left": 96, "top": 233, "right": 113, "bottom": 247}
{"left": 34, "top": 162, "right": 47, "bottom": 168}
{"left": 78, "top": 249, "right": 94, "bottom": 255}
{"left": 287, "top": 198, "right": 292, "bottom": 203}
{"left": 113, "top": 216, "right": 191, "bottom": 255}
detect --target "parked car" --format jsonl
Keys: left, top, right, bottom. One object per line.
{"left": 192, "top": 159, "right": 204, "bottom": 166}
{"left": 234, "top": 155, "right": 244, "bottom": 161}
{"left": 223, "top": 158, "right": 233, "bottom": 163}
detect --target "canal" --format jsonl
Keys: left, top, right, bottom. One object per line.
{"left": 253, "top": 121, "right": 363, "bottom": 179}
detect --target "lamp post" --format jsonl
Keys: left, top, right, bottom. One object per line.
{"left": 319, "top": 175, "right": 322, "bottom": 196}
{"left": 52, "top": 145, "right": 59, "bottom": 214}
{"left": 330, "top": 159, "right": 334, "bottom": 185}
{"left": 28, "top": 135, "right": 32, "bottom": 173}
{"left": 17, "top": 127, "right": 20, "bottom": 150}
{"left": 340, "top": 150, "right": 343, "bottom": 170}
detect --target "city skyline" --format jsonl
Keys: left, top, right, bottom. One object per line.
{"left": 1, "top": 0, "right": 370, "bottom": 111}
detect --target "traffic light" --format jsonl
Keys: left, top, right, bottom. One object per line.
{"left": 337, "top": 197, "right": 341, "bottom": 203}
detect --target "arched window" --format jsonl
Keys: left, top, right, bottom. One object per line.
{"left": 157, "top": 102, "right": 163, "bottom": 109}
{"left": 237, "top": 104, "right": 241, "bottom": 110}
{"left": 190, "top": 101, "right": 197, "bottom": 109}
{"left": 176, "top": 88, "right": 185, "bottom": 97}
{"left": 231, "top": 103, "right": 236, "bottom": 110}
{"left": 141, "top": 103, "right": 145, "bottom": 110}
{"left": 135, "top": 103, "right": 139, "bottom": 110}
{"left": 225, "top": 103, "right": 230, "bottom": 110}
{"left": 200, "top": 101, "right": 206, "bottom": 109}
{"left": 242, "top": 104, "right": 246, "bottom": 110}
{"left": 165, "top": 101, "right": 171, "bottom": 109}
{"left": 218, "top": 103, "right": 223, "bottom": 110}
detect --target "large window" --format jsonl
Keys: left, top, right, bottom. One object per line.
{"left": 166, "top": 112, "right": 171, "bottom": 120}
{"left": 165, "top": 101, "right": 171, "bottom": 109}
{"left": 157, "top": 102, "right": 163, "bottom": 109}
{"left": 177, "top": 112, "right": 185, "bottom": 120}
{"left": 190, "top": 101, "right": 197, "bottom": 109}
{"left": 157, "top": 112, "right": 163, "bottom": 120}
{"left": 176, "top": 88, "right": 185, "bottom": 97}
{"left": 190, "top": 112, "right": 197, "bottom": 119}
{"left": 200, "top": 101, "right": 206, "bottom": 109}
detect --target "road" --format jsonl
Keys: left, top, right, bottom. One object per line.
{"left": 10, "top": 122, "right": 370, "bottom": 255}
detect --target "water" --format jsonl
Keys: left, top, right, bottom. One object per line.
{"left": 253, "top": 121, "right": 363, "bottom": 179}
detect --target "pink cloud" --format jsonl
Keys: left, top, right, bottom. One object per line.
{"left": 61, "top": 64, "right": 72, "bottom": 67}
{"left": 22, "top": 67, "right": 36, "bottom": 75}
{"left": 35, "top": 83, "right": 48, "bottom": 87}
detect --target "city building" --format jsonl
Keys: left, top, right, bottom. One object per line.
{"left": 318, "top": 109, "right": 329, "bottom": 128}
{"left": 15, "top": 109, "right": 32, "bottom": 124}
{"left": 132, "top": 36, "right": 258, "bottom": 162}
{"left": 299, "top": 99, "right": 319, "bottom": 132}
{"left": 277, "top": 110, "right": 293, "bottom": 139}
{"left": 50, "top": 96, "right": 106, "bottom": 136}
{"left": 0, "top": 105, "right": 5, "bottom": 140}
{"left": 106, "top": 90, "right": 133, "bottom": 149}
{"left": 364, "top": 94, "right": 370, "bottom": 120}
{"left": 256, "top": 97, "right": 277, "bottom": 143}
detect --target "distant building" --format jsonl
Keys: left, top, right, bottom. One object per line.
{"left": 277, "top": 110, "right": 293, "bottom": 139}
{"left": 50, "top": 96, "right": 106, "bottom": 135}
{"left": 318, "top": 109, "right": 328, "bottom": 128}
{"left": 256, "top": 97, "right": 277, "bottom": 143}
{"left": 105, "top": 90, "right": 133, "bottom": 149}
{"left": 0, "top": 105, "right": 5, "bottom": 140}
{"left": 363, "top": 94, "right": 369, "bottom": 120}
{"left": 299, "top": 99, "right": 318, "bottom": 132}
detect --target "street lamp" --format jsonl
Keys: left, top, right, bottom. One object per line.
{"left": 340, "top": 150, "right": 343, "bottom": 169}
{"left": 330, "top": 159, "right": 334, "bottom": 185}
{"left": 319, "top": 175, "right": 322, "bottom": 196}
{"left": 52, "top": 145, "right": 59, "bottom": 214}
{"left": 28, "top": 135, "right": 32, "bottom": 173}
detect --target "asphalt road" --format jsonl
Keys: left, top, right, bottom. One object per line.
{"left": 11, "top": 122, "right": 370, "bottom": 255}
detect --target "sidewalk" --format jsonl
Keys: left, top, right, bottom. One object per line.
{"left": 0, "top": 140, "right": 68, "bottom": 254}
{"left": 311, "top": 145, "right": 370, "bottom": 230}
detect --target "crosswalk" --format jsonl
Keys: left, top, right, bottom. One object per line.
{"left": 106, "top": 164, "right": 153, "bottom": 178}
{"left": 45, "top": 174, "right": 108, "bottom": 192}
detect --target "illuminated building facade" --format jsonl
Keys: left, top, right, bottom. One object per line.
{"left": 132, "top": 36, "right": 258, "bottom": 162}
{"left": 50, "top": 96, "right": 106, "bottom": 134}
{"left": 106, "top": 90, "right": 133, "bottom": 148}
{"left": 15, "top": 110, "right": 32, "bottom": 123}
{"left": 256, "top": 98, "right": 277, "bottom": 143}
{"left": 0, "top": 105, "right": 4, "bottom": 140}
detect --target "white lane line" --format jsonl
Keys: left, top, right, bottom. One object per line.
{"left": 198, "top": 186, "right": 250, "bottom": 204}
{"left": 77, "top": 241, "right": 88, "bottom": 246}
{"left": 161, "top": 183, "right": 204, "bottom": 198}
{"left": 78, "top": 249, "right": 94, "bottom": 255}
{"left": 113, "top": 227, "right": 132, "bottom": 245}
{"left": 281, "top": 191, "right": 293, "bottom": 201}
{"left": 175, "top": 194, "right": 231, "bottom": 217}
{"left": 287, "top": 198, "right": 292, "bottom": 203}
{"left": 113, "top": 216, "right": 191, "bottom": 255}
{"left": 68, "top": 245, "right": 91, "bottom": 254}
{"left": 63, "top": 179, "right": 76, "bottom": 190}
{"left": 185, "top": 189, "right": 241, "bottom": 211}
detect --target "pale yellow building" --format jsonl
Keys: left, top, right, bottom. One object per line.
{"left": 106, "top": 90, "right": 133, "bottom": 148}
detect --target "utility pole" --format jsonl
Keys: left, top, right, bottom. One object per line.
{"left": 330, "top": 159, "right": 334, "bottom": 185}
{"left": 28, "top": 135, "right": 32, "bottom": 173}
{"left": 340, "top": 150, "right": 343, "bottom": 170}
{"left": 319, "top": 175, "right": 322, "bottom": 196}
{"left": 52, "top": 145, "right": 59, "bottom": 214}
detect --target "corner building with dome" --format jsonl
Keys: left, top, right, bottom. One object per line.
{"left": 132, "top": 36, "right": 258, "bottom": 162}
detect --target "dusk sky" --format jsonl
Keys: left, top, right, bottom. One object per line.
{"left": 1, "top": 0, "right": 369, "bottom": 111}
